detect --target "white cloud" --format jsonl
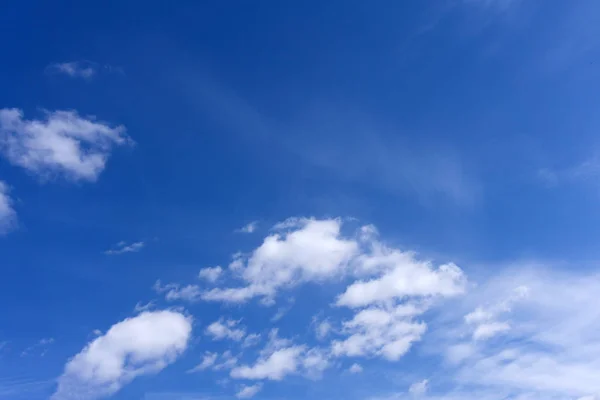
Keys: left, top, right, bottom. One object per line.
{"left": 202, "top": 218, "right": 465, "bottom": 311}
{"left": 315, "top": 320, "right": 332, "bottom": 341}
{"left": 409, "top": 379, "right": 428, "bottom": 396}
{"left": 236, "top": 383, "right": 262, "bottom": 398}
{"left": 301, "top": 348, "right": 330, "bottom": 379}
{"left": 348, "top": 363, "right": 363, "bottom": 373}
{"left": 436, "top": 268, "right": 600, "bottom": 399}
{"left": 202, "top": 218, "right": 359, "bottom": 303}
{"left": 231, "top": 346, "right": 305, "bottom": 381}
{"left": 188, "top": 352, "right": 218, "bottom": 373}
{"left": 332, "top": 304, "right": 427, "bottom": 361}
{"left": 153, "top": 280, "right": 201, "bottom": 302}
{"left": 51, "top": 310, "right": 192, "bottom": 400}
{"left": 198, "top": 266, "right": 223, "bottom": 283}
{"left": 205, "top": 319, "right": 246, "bottom": 341}
{"left": 134, "top": 300, "right": 155, "bottom": 313}
{"left": 464, "top": 285, "right": 528, "bottom": 340}
{"left": 236, "top": 221, "right": 258, "bottom": 234}
{"left": 336, "top": 257, "right": 466, "bottom": 308}
{"left": 472, "top": 321, "right": 510, "bottom": 340}
{"left": 213, "top": 350, "right": 239, "bottom": 371}
{"left": 0, "top": 108, "right": 131, "bottom": 181}
{"left": 271, "top": 299, "right": 295, "bottom": 322}
{"left": 0, "top": 181, "right": 16, "bottom": 234}
{"left": 104, "top": 241, "right": 145, "bottom": 255}
{"left": 444, "top": 343, "right": 476, "bottom": 365}
{"left": 46, "top": 61, "right": 97, "bottom": 79}
{"left": 231, "top": 330, "right": 329, "bottom": 381}
{"left": 159, "top": 217, "right": 468, "bottom": 365}
{"left": 242, "top": 333, "right": 261, "bottom": 348}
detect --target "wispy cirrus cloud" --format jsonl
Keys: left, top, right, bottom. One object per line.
{"left": 0, "top": 181, "right": 16, "bottom": 235}
{"left": 409, "top": 266, "right": 600, "bottom": 400}
{"left": 173, "top": 68, "right": 478, "bottom": 205}
{"left": 20, "top": 337, "right": 54, "bottom": 357}
{"left": 0, "top": 377, "right": 54, "bottom": 399}
{"left": 104, "top": 241, "right": 145, "bottom": 255}
{"left": 153, "top": 280, "right": 202, "bottom": 302}
{"left": 46, "top": 61, "right": 97, "bottom": 79}
{"left": 235, "top": 221, "right": 258, "bottom": 234}
{"left": 45, "top": 61, "right": 124, "bottom": 79}
{"left": 187, "top": 352, "right": 218, "bottom": 373}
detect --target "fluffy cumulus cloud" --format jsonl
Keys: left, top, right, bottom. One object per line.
{"left": 336, "top": 260, "right": 465, "bottom": 308}
{"left": 200, "top": 218, "right": 465, "bottom": 308}
{"left": 202, "top": 218, "right": 359, "bottom": 304}
{"left": 51, "top": 311, "right": 192, "bottom": 400}
{"left": 0, "top": 108, "right": 132, "bottom": 181}
{"left": 0, "top": 181, "right": 16, "bottom": 234}
{"left": 194, "top": 218, "right": 466, "bottom": 363}
{"left": 155, "top": 218, "right": 468, "bottom": 370}
{"left": 41, "top": 215, "right": 600, "bottom": 400}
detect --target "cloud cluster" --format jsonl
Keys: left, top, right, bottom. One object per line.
{"left": 51, "top": 311, "right": 192, "bottom": 400}
{"left": 0, "top": 108, "right": 132, "bottom": 181}
{"left": 146, "top": 217, "right": 600, "bottom": 400}
{"left": 192, "top": 218, "right": 466, "bottom": 363}
{"left": 200, "top": 219, "right": 465, "bottom": 309}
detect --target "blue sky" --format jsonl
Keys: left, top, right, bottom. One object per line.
{"left": 2, "top": 0, "right": 600, "bottom": 399}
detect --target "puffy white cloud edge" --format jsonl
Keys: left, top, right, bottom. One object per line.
{"left": 0, "top": 108, "right": 132, "bottom": 182}
{"left": 51, "top": 310, "right": 192, "bottom": 400}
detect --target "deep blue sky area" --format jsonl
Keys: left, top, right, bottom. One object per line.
{"left": 1, "top": 1, "right": 600, "bottom": 400}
